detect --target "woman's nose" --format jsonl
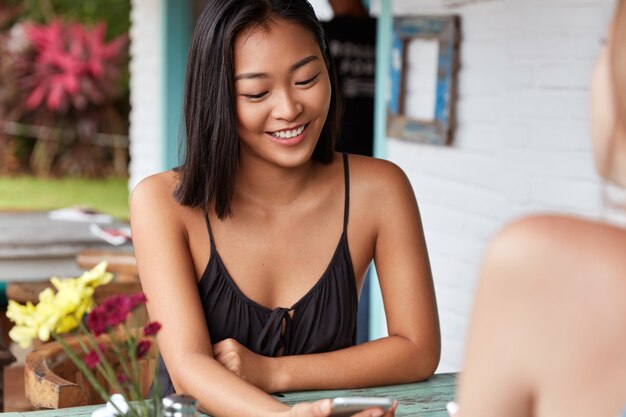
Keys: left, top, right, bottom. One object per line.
{"left": 271, "top": 89, "right": 303, "bottom": 121}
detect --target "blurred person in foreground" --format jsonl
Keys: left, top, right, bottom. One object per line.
{"left": 451, "top": 1, "right": 626, "bottom": 416}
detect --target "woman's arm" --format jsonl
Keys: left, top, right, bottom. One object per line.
{"left": 212, "top": 158, "right": 441, "bottom": 392}
{"left": 130, "top": 173, "right": 290, "bottom": 417}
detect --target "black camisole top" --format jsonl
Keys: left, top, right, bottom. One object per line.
{"left": 156, "top": 153, "right": 358, "bottom": 395}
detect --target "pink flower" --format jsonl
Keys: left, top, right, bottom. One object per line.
{"left": 18, "top": 20, "right": 129, "bottom": 113}
{"left": 86, "top": 307, "right": 107, "bottom": 336}
{"left": 117, "top": 371, "right": 129, "bottom": 385}
{"left": 84, "top": 349, "right": 101, "bottom": 369}
{"left": 125, "top": 293, "right": 147, "bottom": 311}
{"left": 86, "top": 293, "right": 148, "bottom": 335}
{"left": 136, "top": 340, "right": 151, "bottom": 359}
{"left": 101, "top": 297, "right": 129, "bottom": 328}
{"left": 122, "top": 293, "right": 146, "bottom": 315}
{"left": 142, "top": 322, "right": 161, "bottom": 337}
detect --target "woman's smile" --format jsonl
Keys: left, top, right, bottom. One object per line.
{"left": 266, "top": 123, "right": 309, "bottom": 146}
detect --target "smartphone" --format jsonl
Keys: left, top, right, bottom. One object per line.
{"left": 330, "top": 396, "right": 393, "bottom": 417}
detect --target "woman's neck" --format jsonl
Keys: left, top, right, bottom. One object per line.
{"left": 233, "top": 156, "right": 319, "bottom": 209}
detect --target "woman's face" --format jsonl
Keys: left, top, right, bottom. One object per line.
{"left": 233, "top": 19, "right": 331, "bottom": 168}
{"left": 590, "top": 24, "right": 626, "bottom": 186}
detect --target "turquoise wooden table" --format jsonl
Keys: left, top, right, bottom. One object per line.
{"left": 3, "top": 373, "right": 456, "bottom": 417}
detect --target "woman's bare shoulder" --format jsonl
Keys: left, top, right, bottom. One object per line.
{"left": 484, "top": 214, "right": 626, "bottom": 284}
{"left": 495, "top": 214, "right": 626, "bottom": 253}
{"left": 131, "top": 171, "right": 178, "bottom": 200}
{"left": 129, "top": 171, "right": 185, "bottom": 227}
{"left": 343, "top": 154, "right": 422, "bottom": 244}
{"left": 130, "top": 171, "right": 181, "bottom": 211}
{"left": 346, "top": 154, "right": 413, "bottom": 196}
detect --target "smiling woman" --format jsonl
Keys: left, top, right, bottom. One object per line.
{"left": 129, "top": 1, "right": 440, "bottom": 417}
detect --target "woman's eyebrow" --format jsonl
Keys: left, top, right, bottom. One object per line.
{"left": 290, "top": 55, "right": 319, "bottom": 72}
{"left": 235, "top": 72, "right": 267, "bottom": 81}
{"left": 235, "top": 55, "right": 319, "bottom": 81}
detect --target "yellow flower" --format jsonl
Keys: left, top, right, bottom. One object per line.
{"left": 73, "top": 294, "right": 94, "bottom": 323}
{"left": 52, "top": 278, "right": 88, "bottom": 314}
{"left": 78, "top": 261, "right": 114, "bottom": 288}
{"left": 8, "top": 325, "right": 38, "bottom": 349}
{"left": 6, "top": 262, "right": 113, "bottom": 348}
{"left": 55, "top": 315, "right": 79, "bottom": 334}
{"left": 6, "top": 300, "right": 35, "bottom": 326}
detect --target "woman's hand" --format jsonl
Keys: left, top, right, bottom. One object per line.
{"left": 286, "top": 399, "right": 397, "bottom": 417}
{"left": 212, "top": 338, "right": 400, "bottom": 417}
{"left": 213, "top": 338, "right": 275, "bottom": 392}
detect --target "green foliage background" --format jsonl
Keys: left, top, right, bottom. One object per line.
{"left": 3, "top": 0, "right": 130, "bottom": 39}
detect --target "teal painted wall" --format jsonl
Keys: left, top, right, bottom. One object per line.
{"left": 162, "top": 1, "right": 191, "bottom": 170}
{"left": 369, "top": 0, "right": 392, "bottom": 340}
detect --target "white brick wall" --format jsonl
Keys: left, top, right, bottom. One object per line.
{"left": 129, "top": 0, "right": 164, "bottom": 191}
{"left": 384, "top": 0, "right": 620, "bottom": 372}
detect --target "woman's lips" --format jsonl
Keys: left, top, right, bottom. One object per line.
{"left": 266, "top": 123, "right": 308, "bottom": 146}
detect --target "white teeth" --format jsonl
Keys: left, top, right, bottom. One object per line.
{"left": 271, "top": 124, "right": 305, "bottom": 139}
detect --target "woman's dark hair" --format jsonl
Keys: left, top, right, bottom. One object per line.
{"left": 174, "top": 0, "right": 342, "bottom": 219}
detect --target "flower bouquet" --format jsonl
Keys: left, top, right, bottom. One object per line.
{"left": 6, "top": 262, "right": 163, "bottom": 417}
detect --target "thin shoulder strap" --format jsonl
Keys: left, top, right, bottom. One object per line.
{"left": 204, "top": 212, "right": 216, "bottom": 250}
{"left": 342, "top": 153, "right": 350, "bottom": 233}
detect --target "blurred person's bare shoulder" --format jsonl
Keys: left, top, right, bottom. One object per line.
{"left": 489, "top": 214, "right": 626, "bottom": 270}
{"left": 482, "top": 214, "right": 626, "bottom": 289}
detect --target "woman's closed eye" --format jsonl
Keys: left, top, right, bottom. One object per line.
{"left": 240, "top": 72, "right": 321, "bottom": 100}
{"left": 296, "top": 72, "right": 320, "bottom": 86}
{"left": 243, "top": 91, "right": 269, "bottom": 100}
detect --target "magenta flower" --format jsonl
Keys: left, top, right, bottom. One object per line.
{"left": 120, "top": 293, "right": 147, "bottom": 315}
{"left": 117, "top": 371, "right": 129, "bottom": 385}
{"left": 142, "top": 322, "right": 161, "bottom": 337}
{"left": 102, "top": 297, "right": 129, "bottom": 328}
{"left": 86, "top": 292, "right": 148, "bottom": 335}
{"left": 19, "top": 21, "right": 128, "bottom": 112}
{"left": 136, "top": 340, "right": 151, "bottom": 359}
{"left": 84, "top": 349, "right": 101, "bottom": 369}
{"left": 86, "top": 307, "right": 107, "bottom": 336}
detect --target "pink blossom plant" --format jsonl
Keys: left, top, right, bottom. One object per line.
{"left": 9, "top": 20, "right": 128, "bottom": 114}
{"left": 0, "top": 18, "right": 129, "bottom": 176}
{"left": 63, "top": 292, "right": 162, "bottom": 417}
